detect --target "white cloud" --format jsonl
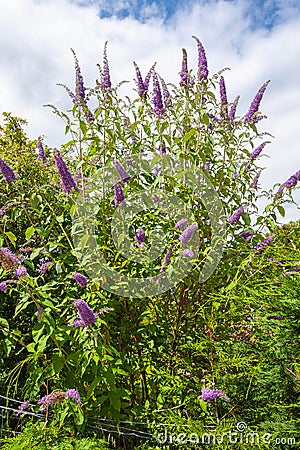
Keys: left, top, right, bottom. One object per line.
{"left": 0, "top": 0, "right": 299, "bottom": 221}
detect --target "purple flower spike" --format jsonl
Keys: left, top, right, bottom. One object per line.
{"left": 228, "top": 95, "right": 240, "bottom": 121}
{"left": 114, "top": 182, "right": 125, "bottom": 206}
{"left": 100, "top": 41, "right": 111, "bottom": 92}
{"left": 66, "top": 389, "right": 81, "bottom": 404}
{"left": 219, "top": 76, "right": 228, "bottom": 118}
{"left": 72, "top": 272, "right": 88, "bottom": 288}
{"left": 266, "top": 315, "right": 283, "bottom": 320}
{"left": 182, "top": 248, "right": 194, "bottom": 258}
{"left": 244, "top": 80, "right": 270, "bottom": 123}
{"left": 15, "top": 267, "right": 27, "bottom": 277}
{"left": 250, "top": 141, "right": 270, "bottom": 161}
{"left": 134, "top": 61, "right": 156, "bottom": 99}
{"left": 192, "top": 36, "right": 208, "bottom": 80}
{"left": 39, "top": 261, "right": 52, "bottom": 275}
{"left": 0, "top": 281, "right": 7, "bottom": 292}
{"left": 72, "top": 299, "right": 96, "bottom": 327}
{"left": 253, "top": 233, "right": 275, "bottom": 254}
{"left": 72, "top": 50, "right": 85, "bottom": 103}
{"left": 53, "top": 150, "right": 78, "bottom": 193}
{"left": 175, "top": 218, "right": 188, "bottom": 231}
{"left": 283, "top": 169, "right": 300, "bottom": 189}
{"left": 113, "top": 159, "right": 131, "bottom": 182}
{"left": 0, "top": 247, "right": 22, "bottom": 270}
{"left": 134, "top": 228, "right": 145, "bottom": 248}
{"left": 228, "top": 205, "right": 245, "bottom": 225}
{"left": 38, "top": 391, "right": 67, "bottom": 411}
{"left": 152, "top": 73, "right": 164, "bottom": 116}
{"left": 179, "top": 224, "right": 198, "bottom": 246}
{"left": 0, "top": 158, "right": 17, "bottom": 183}
{"left": 251, "top": 171, "right": 262, "bottom": 189}
{"left": 159, "top": 76, "right": 172, "bottom": 107}
{"left": 241, "top": 231, "right": 254, "bottom": 241}
{"left": 200, "top": 388, "right": 228, "bottom": 402}
{"left": 16, "top": 400, "right": 29, "bottom": 416}
{"left": 37, "top": 139, "right": 46, "bottom": 164}
{"left": 160, "top": 244, "right": 175, "bottom": 273}
{"left": 179, "top": 48, "right": 194, "bottom": 87}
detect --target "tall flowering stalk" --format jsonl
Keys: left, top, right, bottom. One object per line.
{"left": 53, "top": 149, "right": 78, "bottom": 193}
{"left": 200, "top": 388, "right": 229, "bottom": 402}
{"left": 159, "top": 75, "right": 172, "bottom": 107}
{"left": 228, "top": 95, "right": 240, "bottom": 121}
{"left": 72, "top": 272, "right": 88, "bottom": 288}
{"left": 244, "top": 80, "right": 270, "bottom": 123}
{"left": 134, "top": 61, "right": 156, "bottom": 98}
{"left": 37, "top": 139, "right": 46, "bottom": 164}
{"left": 179, "top": 48, "right": 194, "bottom": 87}
{"left": 71, "top": 49, "right": 86, "bottom": 104}
{"left": 100, "top": 41, "right": 112, "bottom": 92}
{"left": 71, "top": 299, "right": 97, "bottom": 328}
{"left": 0, "top": 158, "right": 17, "bottom": 182}
{"left": 192, "top": 35, "right": 208, "bottom": 80}
{"left": 219, "top": 76, "right": 228, "bottom": 119}
{"left": 152, "top": 73, "right": 164, "bottom": 116}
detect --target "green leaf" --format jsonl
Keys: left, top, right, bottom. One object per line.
{"left": 183, "top": 128, "right": 196, "bottom": 143}
{"left": 52, "top": 353, "right": 65, "bottom": 374}
{"left": 25, "top": 226, "right": 35, "bottom": 241}
{"left": 277, "top": 205, "right": 285, "bottom": 217}
{"left": 5, "top": 231, "right": 17, "bottom": 246}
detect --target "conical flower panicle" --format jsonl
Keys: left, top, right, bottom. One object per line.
{"left": 114, "top": 182, "right": 125, "bottom": 206}
{"left": 53, "top": 149, "right": 78, "bottom": 193}
{"left": 228, "top": 205, "right": 245, "bottom": 225}
{"left": 192, "top": 36, "right": 208, "bottom": 80}
{"left": 244, "top": 80, "right": 270, "bottom": 123}
{"left": 0, "top": 158, "right": 17, "bottom": 183}
{"left": 72, "top": 299, "right": 96, "bottom": 327}
{"left": 113, "top": 159, "right": 131, "bottom": 182}
{"left": 228, "top": 95, "right": 240, "bottom": 121}
{"left": 219, "top": 76, "right": 228, "bottom": 118}
{"left": 152, "top": 73, "right": 164, "bottom": 116}
{"left": 179, "top": 224, "right": 198, "bottom": 245}
{"left": 100, "top": 41, "right": 112, "bottom": 92}
{"left": 37, "top": 139, "right": 46, "bottom": 164}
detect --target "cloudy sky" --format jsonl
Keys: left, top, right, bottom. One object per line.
{"left": 0, "top": 0, "right": 299, "bottom": 221}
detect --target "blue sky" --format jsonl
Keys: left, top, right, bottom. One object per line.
{"left": 73, "top": 0, "right": 300, "bottom": 28}
{"left": 0, "top": 0, "right": 299, "bottom": 221}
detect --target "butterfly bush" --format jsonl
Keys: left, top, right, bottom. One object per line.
{"left": 1, "top": 34, "right": 299, "bottom": 438}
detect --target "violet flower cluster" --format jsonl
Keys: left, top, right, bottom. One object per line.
{"left": 179, "top": 48, "right": 194, "bottom": 87}
{"left": 134, "top": 229, "right": 145, "bottom": 248}
{"left": 16, "top": 400, "right": 30, "bottom": 416}
{"left": 179, "top": 224, "right": 198, "bottom": 246}
{"left": 152, "top": 73, "right": 164, "bottom": 116}
{"left": 38, "top": 388, "right": 81, "bottom": 411}
{"left": 15, "top": 267, "right": 27, "bottom": 278}
{"left": 53, "top": 149, "right": 78, "bottom": 193}
{"left": 39, "top": 261, "right": 52, "bottom": 275}
{"left": 182, "top": 248, "right": 194, "bottom": 258}
{"left": 72, "top": 272, "right": 88, "bottom": 288}
{"left": 0, "top": 247, "right": 22, "bottom": 270}
{"left": 113, "top": 159, "right": 131, "bottom": 182}
{"left": 114, "top": 182, "right": 125, "bottom": 206}
{"left": 175, "top": 218, "right": 188, "bottom": 231}
{"left": 244, "top": 80, "right": 270, "bottom": 123}
{"left": 134, "top": 61, "right": 155, "bottom": 98}
{"left": 37, "top": 139, "right": 46, "bottom": 164}
{"left": 253, "top": 233, "right": 275, "bottom": 254}
{"left": 71, "top": 299, "right": 97, "bottom": 328}
{"left": 160, "top": 244, "right": 175, "bottom": 273}
{"left": 100, "top": 41, "right": 112, "bottom": 92}
{"left": 200, "top": 388, "right": 229, "bottom": 402}
{"left": 228, "top": 205, "right": 245, "bottom": 225}
{"left": 228, "top": 95, "right": 240, "bottom": 121}
{"left": 0, "top": 158, "right": 17, "bottom": 183}
{"left": 0, "top": 281, "right": 7, "bottom": 292}
{"left": 192, "top": 36, "right": 208, "bottom": 80}
{"left": 0, "top": 201, "right": 16, "bottom": 217}
{"left": 219, "top": 76, "right": 228, "bottom": 118}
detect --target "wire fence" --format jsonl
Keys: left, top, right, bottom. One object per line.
{"left": 0, "top": 394, "right": 217, "bottom": 447}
